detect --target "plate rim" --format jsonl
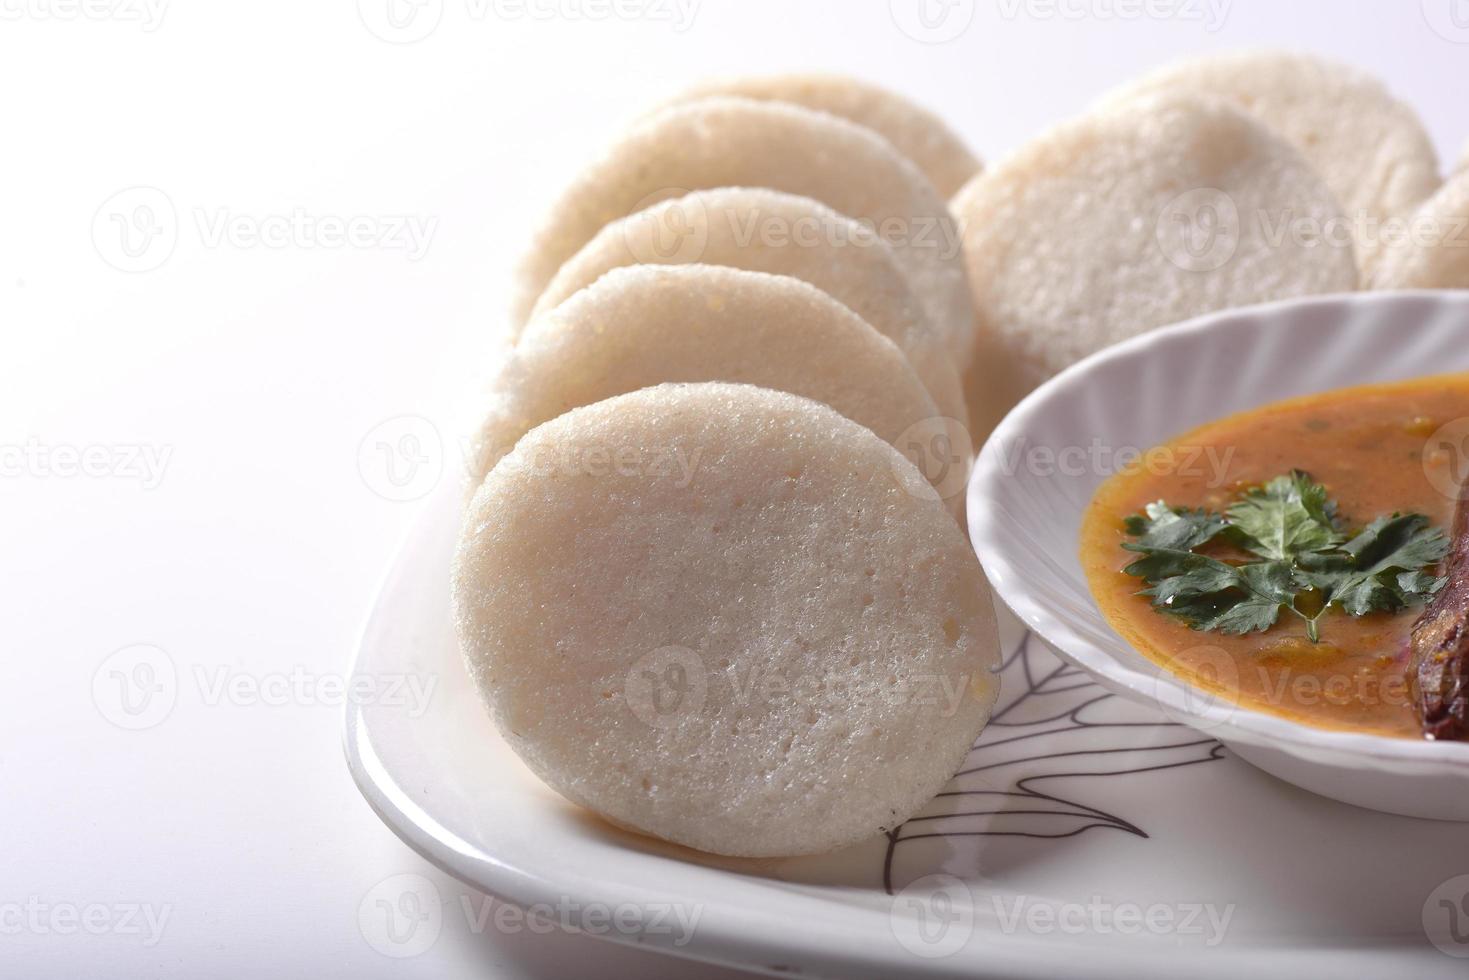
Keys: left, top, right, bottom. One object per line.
{"left": 341, "top": 486, "right": 1375, "bottom": 979}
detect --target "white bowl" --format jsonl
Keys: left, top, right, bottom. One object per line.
{"left": 968, "top": 290, "right": 1469, "bottom": 822}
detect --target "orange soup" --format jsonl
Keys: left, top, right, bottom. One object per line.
{"left": 1080, "top": 373, "right": 1469, "bottom": 739}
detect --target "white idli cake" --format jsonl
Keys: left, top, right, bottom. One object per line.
{"left": 1371, "top": 170, "right": 1469, "bottom": 290}
{"left": 510, "top": 96, "right": 977, "bottom": 367}
{"left": 667, "top": 73, "right": 981, "bottom": 197}
{"left": 951, "top": 93, "right": 1357, "bottom": 435}
{"left": 1100, "top": 50, "right": 1441, "bottom": 275}
{"left": 453, "top": 383, "right": 1001, "bottom": 857}
{"left": 530, "top": 187, "right": 968, "bottom": 430}
{"left": 472, "top": 264, "right": 968, "bottom": 507}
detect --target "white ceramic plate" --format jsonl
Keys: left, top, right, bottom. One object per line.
{"left": 346, "top": 410, "right": 1469, "bottom": 975}
{"left": 969, "top": 291, "right": 1469, "bottom": 822}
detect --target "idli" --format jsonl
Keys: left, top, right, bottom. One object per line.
{"left": 667, "top": 73, "right": 981, "bottom": 197}
{"left": 1371, "top": 170, "right": 1469, "bottom": 290}
{"left": 510, "top": 96, "right": 976, "bottom": 366}
{"left": 453, "top": 382, "right": 1001, "bottom": 857}
{"left": 951, "top": 93, "right": 1357, "bottom": 431}
{"left": 1100, "top": 51, "right": 1441, "bottom": 273}
{"left": 472, "top": 264, "right": 967, "bottom": 507}
{"left": 530, "top": 187, "right": 969, "bottom": 431}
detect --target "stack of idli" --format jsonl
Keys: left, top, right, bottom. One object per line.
{"left": 455, "top": 54, "right": 1465, "bottom": 858}
{"left": 457, "top": 76, "right": 1001, "bottom": 858}
{"left": 952, "top": 51, "right": 1464, "bottom": 419}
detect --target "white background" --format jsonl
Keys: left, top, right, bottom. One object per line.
{"left": 2, "top": 0, "right": 1465, "bottom": 976}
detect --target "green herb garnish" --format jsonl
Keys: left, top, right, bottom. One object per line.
{"left": 1122, "top": 471, "right": 1449, "bottom": 643}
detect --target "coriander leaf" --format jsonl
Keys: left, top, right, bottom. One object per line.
{"left": 1397, "top": 569, "right": 1446, "bottom": 598}
{"left": 1140, "top": 551, "right": 1242, "bottom": 597}
{"left": 1116, "top": 470, "right": 1450, "bottom": 645}
{"left": 1121, "top": 545, "right": 1197, "bottom": 583}
{"left": 1226, "top": 470, "right": 1343, "bottom": 561}
{"left": 1341, "top": 513, "right": 1450, "bottom": 569}
{"left": 1328, "top": 514, "right": 1450, "bottom": 616}
{"left": 1137, "top": 554, "right": 1295, "bottom": 636}
{"left": 1293, "top": 549, "right": 1354, "bottom": 593}
{"left": 1123, "top": 501, "right": 1229, "bottom": 552}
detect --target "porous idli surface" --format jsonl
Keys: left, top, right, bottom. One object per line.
{"left": 1100, "top": 51, "right": 1441, "bottom": 273}
{"left": 472, "top": 264, "right": 964, "bottom": 507}
{"left": 1371, "top": 170, "right": 1469, "bottom": 290}
{"left": 951, "top": 93, "right": 1357, "bottom": 436}
{"left": 511, "top": 96, "right": 976, "bottom": 366}
{"left": 530, "top": 187, "right": 968, "bottom": 430}
{"left": 453, "top": 382, "right": 1001, "bottom": 857}
{"left": 668, "top": 73, "right": 981, "bottom": 197}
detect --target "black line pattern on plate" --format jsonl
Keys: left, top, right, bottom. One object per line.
{"left": 882, "top": 630, "right": 1226, "bottom": 894}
